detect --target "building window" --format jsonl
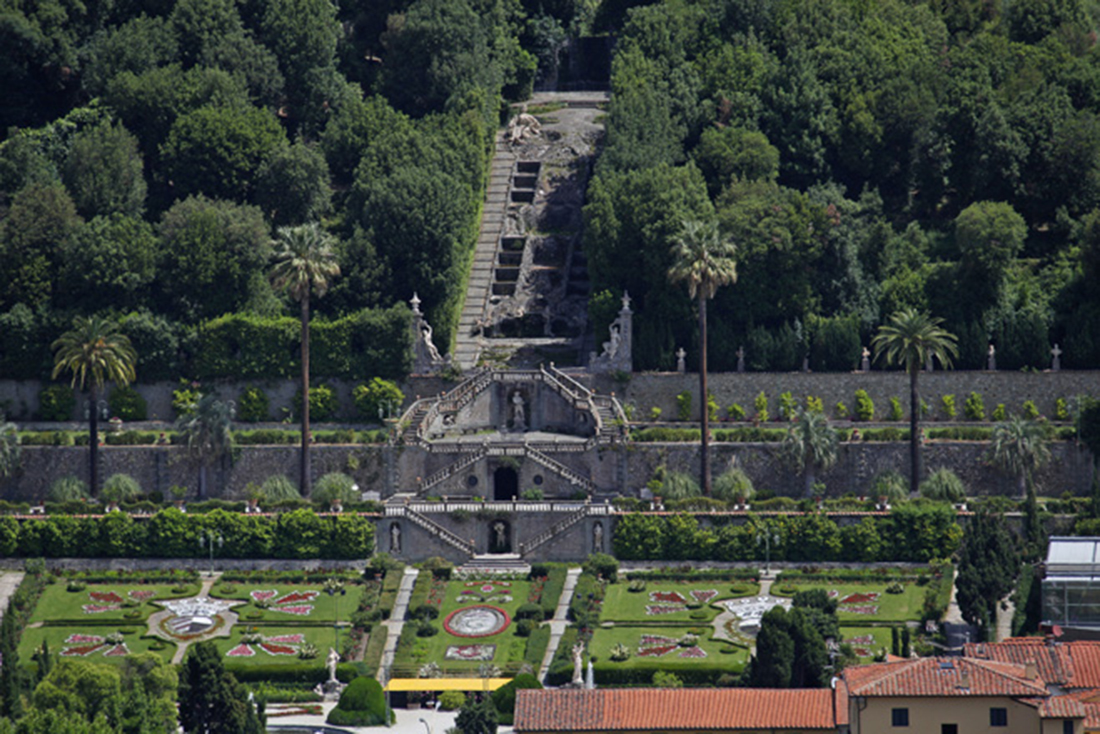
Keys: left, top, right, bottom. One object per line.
{"left": 990, "top": 708, "right": 1007, "bottom": 727}
{"left": 892, "top": 708, "right": 909, "bottom": 727}
{"left": 1065, "top": 720, "right": 1075, "bottom": 734}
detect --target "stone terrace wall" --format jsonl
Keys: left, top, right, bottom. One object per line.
{"left": 601, "top": 370, "right": 1100, "bottom": 420}
{"left": 3, "top": 440, "right": 1093, "bottom": 501}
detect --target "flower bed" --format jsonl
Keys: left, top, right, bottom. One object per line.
{"left": 445, "top": 644, "right": 496, "bottom": 661}
{"left": 442, "top": 605, "right": 511, "bottom": 638}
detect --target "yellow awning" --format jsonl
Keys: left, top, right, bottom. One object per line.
{"left": 384, "top": 678, "right": 511, "bottom": 692}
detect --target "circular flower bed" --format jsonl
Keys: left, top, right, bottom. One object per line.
{"left": 443, "top": 605, "right": 511, "bottom": 638}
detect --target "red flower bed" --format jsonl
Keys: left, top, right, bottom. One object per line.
{"left": 275, "top": 591, "right": 319, "bottom": 605}
{"left": 90, "top": 591, "right": 124, "bottom": 604}
{"left": 839, "top": 592, "right": 880, "bottom": 605}
{"left": 259, "top": 643, "right": 296, "bottom": 656}
{"left": 650, "top": 591, "right": 687, "bottom": 604}
{"left": 637, "top": 645, "right": 677, "bottom": 657}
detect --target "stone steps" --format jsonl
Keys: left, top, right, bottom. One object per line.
{"left": 457, "top": 553, "right": 531, "bottom": 576}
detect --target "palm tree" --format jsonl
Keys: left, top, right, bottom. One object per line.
{"left": 668, "top": 219, "right": 737, "bottom": 495}
{"left": 871, "top": 309, "right": 958, "bottom": 496}
{"left": 782, "top": 407, "right": 839, "bottom": 497}
{"left": 176, "top": 394, "right": 234, "bottom": 500}
{"left": 0, "top": 414, "right": 20, "bottom": 481}
{"left": 270, "top": 223, "right": 340, "bottom": 498}
{"left": 988, "top": 416, "right": 1051, "bottom": 498}
{"left": 51, "top": 316, "right": 137, "bottom": 494}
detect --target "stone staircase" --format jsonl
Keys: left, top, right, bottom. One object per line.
{"left": 518, "top": 505, "right": 590, "bottom": 558}
{"left": 453, "top": 137, "right": 515, "bottom": 369}
{"left": 457, "top": 553, "right": 531, "bottom": 576}
{"left": 384, "top": 503, "right": 475, "bottom": 557}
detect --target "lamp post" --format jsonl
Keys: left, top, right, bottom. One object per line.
{"left": 419, "top": 717, "right": 432, "bottom": 734}
{"left": 324, "top": 578, "right": 346, "bottom": 651}
{"left": 197, "top": 530, "right": 223, "bottom": 577}
{"left": 756, "top": 530, "right": 780, "bottom": 576}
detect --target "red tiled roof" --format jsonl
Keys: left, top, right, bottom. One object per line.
{"left": 964, "top": 639, "right": 1100, "bottom": 689}
{"left": 843, "top": 657, "right": 1049, "bottom": 698}
{"left": 513, "top": 688, "right": 839, "bottom": 732}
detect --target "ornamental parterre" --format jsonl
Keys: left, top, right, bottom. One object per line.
{"left": 443, "top": 605, "right": 511, "bottom": 638}
{"left": 444, "top": 644, "right": 496, "bottom": 661}
{"left": 250, "top": 589, "right": 316, "bottom": 616}
{"left": 60, "top": 634, "right": 131, "bottom": 658}
{"left": 226, "top": 633, "right": 310, "bottom": 658}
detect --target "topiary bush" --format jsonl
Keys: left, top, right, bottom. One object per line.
{"left": 676, "top": 391, "right": 692, "bottom": 421}
{"left": 888, "top": 397, "right": 903, "bottom": 422}
{"left": 294, "top": 383, "right": 338, "bottom": 422}
{"left": 854, "top": 389, "right": 874, "bottom": 421}
{"left": 237, "top": 386, "right": 269, "bottom": 422}
{"left": 964, "top": 392, "right": 985, "bottom": 421}
{"left": 726, "top": 404, "right": 745, "bottom": 421}
{"left": 38, "top": 385, "right": 75, "bottom": 422}
{"left": 327, "top": 676, "right": 391, "bottom": 726}
{"left": 941, "top": 394, "right": 956, "bottom": 420}
{"left": 108, "top": 386, "right": 147, "bottom": 421}
{"left": 439, "top": 690, "right": 466, "bottom": 711}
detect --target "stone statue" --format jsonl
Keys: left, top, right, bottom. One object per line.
{"left": 589, "top": 291, "right": 633, "bottom": 373}
{"left": 1052, "top": 343, "right": 1062, "bottom": 371}
{"left": 593, "top": 522, "right": 603, "bottom": 552}
{"left": 389, "top": 523, "right": 401, "bottom": 553}
{"left": 987, "top": 343, "right": 997, "bottom": 371}
{"left": 422, "top": 322, "right": 442, "bottom": 362}
{"left": 861, "top": 346, "right": 871, "bottom": 372}
{"left": 571, "top": 643, "right": 585, "bottom": 686}
{"left": 508, "top": 106, "right": 542, "bottom": 144}
{"left": 327, "top": 648, "right": 340, "bottom": 683}
{"left": 512, "top": 391, "right": 526, "bottom": 431}
{"left": 676, "top": 347, "right": 686, "bottom": 373}
{"left": 736, "top": 345, "right": 745, "bottom": 373}
{"left": 493, "top": 521, "right": 507, "bottom": 547}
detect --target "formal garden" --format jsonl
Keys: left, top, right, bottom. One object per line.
{"left": 390, "top": 563, "right": 568, "bottom": 680}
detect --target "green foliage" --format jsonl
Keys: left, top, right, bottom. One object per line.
{"left": 491, "top": 673, "right": 541, "bottom": 724}
{"left": 920, "top": 468, "right": 967, "bottom": 503}
{"left": 236, "top": 387, "right": 269, "bottom": 423}
{"left": 941, "top": 394, "right": 957, "bottom": 420}
{"left": 675, "top": 391, "right": 692, "bottom": 421}
{"left": 956, "top": 510, "right": 1018, "bottom": 630}
{"left": 871, "top": 471, "right": 908, "bottom": 503}
{"left": 353, "top": 378, "right": 405, "bottom": 422}
{"left": 61, "top": 122, "right": 146, "bottom": 219}
{"left": 108, "top": 386, "right": 146, "bottom": 421}
{"left": 161, "top": 105, "right": 286, "bottom": 203}
{"left": 834, "top": 402, "right": 848, "bottom": 419}
{"left": 455, "top": 694, "right": 498, "bottom": 734}
{"left": 651, "top": 671, "right": 683, "bottom": 688}
{"left": 805, "top": 396, "right": 824, "bottom": 414}
{"left": 293, "top": 383, "right": 337, "bottom": 422}
{"left": 48, "top": 476, "right": 90, "bottom": 503}
{"left": 439, "top": 690, "right": 465, "bottom": 711}
{"left": 754, "top": 392, "right": 769, "bottom": 422}
{"left": 1022, "top": 400, "right": 1040, "bottom": 419}
{"left": 195, "top": 307, "right": 411, "bottom": 381}
{"left": 1056, "top": 398, "right": 1070, "bottom": 422}
{"left": 888, "top": 397, "right": 904, "bottom": 422}
{"left": 964, "top": 392, "right": 985, "bottom": 421}
{"left": 853, "top": 390, "right": 874, "bottom": 422}
{"left": 313, "top": 473, "right": 358, "bottom": 505}
{"left": 38, "top": 386, "right": 74, "bottom": 422}
{"left": 779, "top": 392, "right": 796, "bottom": 421}
{"left": 179, "top": 641, "right": 263, "bottom": 734}
{"left": 993, "top": 404, "right": 1007, "bottom": 421}
{"left": 101, "top": 474, "right": 142, "bottom": 505}
{"left": 582, "top": 553, "right": 619, "bottom": 583}
{"left": 727, "top": 404, "right": 745, "bottom": 421}
{"left": 712, "top": 468, "right": 754, "bottom": 503}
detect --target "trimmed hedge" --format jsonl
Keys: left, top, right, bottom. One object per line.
{"left": 2, "top": 508, "right": 373, "bottom": 559}
{"left": 194, "top": 306, "right": 411, "bottom": 381}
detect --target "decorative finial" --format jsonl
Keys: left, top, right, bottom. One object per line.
{"left": 410, "top": 292, "right": 421, "bottom": 314}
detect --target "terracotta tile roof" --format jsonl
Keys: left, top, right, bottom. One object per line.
{"left": 964, "top": 639, "right": 1100, "bottom": 689}
{"left": 843, "top": 657, "right": 1049, "bottom": 698}
{"left": 513, "top": 688, "right": 839, "bottom": 732}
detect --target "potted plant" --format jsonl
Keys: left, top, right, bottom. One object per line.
{"left": 109, "top": 416, "right": 123, "bottom": 433}
{"left": 169, "top": 485, "right": 188, "bottom": 510}
{"left": 244, "top": 483, "right": 262, "bottom": 513}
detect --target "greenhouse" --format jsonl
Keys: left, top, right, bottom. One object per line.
{"left": 1043, "top": 537, "right": 1100, "bottom": 629}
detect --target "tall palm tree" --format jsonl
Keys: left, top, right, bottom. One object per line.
{"left": 0, "top": 413, "right": 20, "bottom": 481}
{"left": 782, "top": 407, "right": 839, "bottom": 497}
{"left": 270, "top": 223, "right": 340, "bottom": 498}
{"left": 988, "top": 416, "right": 1051, "bottom": 498}
{"left": 52, "top": 316, "right": 137, "bottom": 494}
{"left": 176, "top": 394, "right": 234, "bottom": 500}
{"left": 872, "top": 309, "right": 958, "bottom": 496}
{"left": 668, "top": 219, "right": 737, "bottom": 495}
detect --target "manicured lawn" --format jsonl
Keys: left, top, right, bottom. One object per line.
{"left": 602, "top": 581, "right": 757, "bottom": 624}
{"left": 215, "top": 625, "right": 339, "bottom": 666}
{"left": 841, "top": 625, "right": 895, "bottom": 661}
{"left": 211, "top": 583, "right": 356, "bottom": 623}
{"left": 588, "top": 625, "right": 748, "bottom": 679}
{"left": 772, "top": 583, "right": 925, "bottom": 623}
{"left": 18, "top": 624, "right": 177, "bottom": 664}
{"left": 29, "top": 582, "right": 202, "bottom": 625}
